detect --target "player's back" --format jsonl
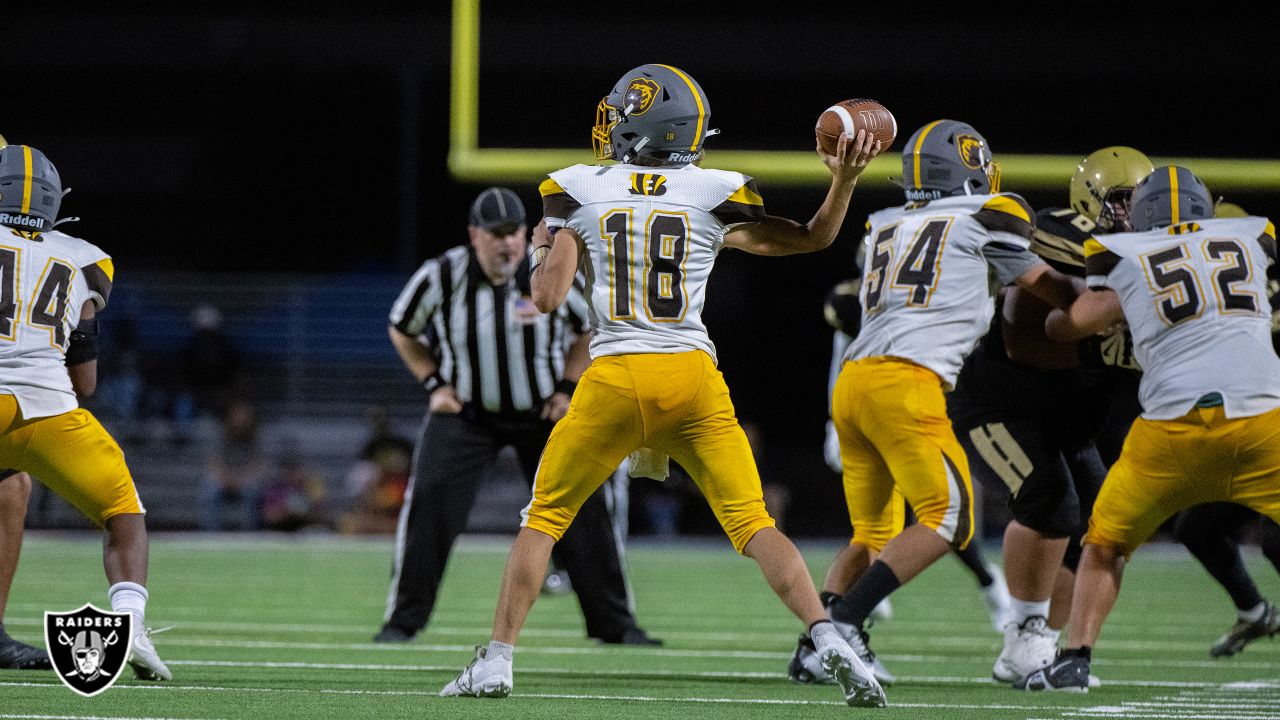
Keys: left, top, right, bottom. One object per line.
{"left": 0, "top": 226, "right": 113, "bottom": 418}
{"left": 849, "top": 192, "right": 1037, "bottom": 387}
{"left": 541, "top": 162, "right": 764, "bottom": 361}
{"left": 1087, "top": 216, "right": 1280, "bottom": 419}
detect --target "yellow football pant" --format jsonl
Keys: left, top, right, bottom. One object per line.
{"left": 524, "top": 351, "right": 774, "bottom": 553}
{"left": 1086, "top": 405, "right": 1280, "bottom": 556}
{"left": 833, "top": 356, "right": 973, "bottom": 552}
{"left": 0, "top": 394, "right": 143, "bottom": 526}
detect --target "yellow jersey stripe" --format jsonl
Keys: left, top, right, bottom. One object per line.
{"left": 21, "top": 145, "right": 33, "bottom": 214}
{"left": 980, "top": 195, "right": 1031, "bottom": 224}
{"left": 96, "top": 257, "right": 116, "bottom": 283}
{"left": 912, "top": 120, "right": 944, "bottom": 189}
{"left": 539, "top": 178, "right": 565, "bottom": 197}
{"left": 658, "top": 64, "right": 705, "bottom": 152}
{"left": 726, "top": 183, "right": 764, "bottom": 207}
{"left": 1168, "top": 166, "right": 1180, "bottom": 225}
{"left": 1083, "top": 238, "right": 1109, "bottom": 258}
{"left": 1265, "top": 220, "right": 1276, "bottom": 241}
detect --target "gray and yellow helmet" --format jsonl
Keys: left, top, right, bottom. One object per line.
{"left": 592, "top": 64, "right": 716, "bottom": 165}
{"left": 1069, "top": 146, "right": 1153, "bottom": 231}
{"left": 1129, "top": 165, "right": 1213, "bottom": 232}
{"left": 0, "top": 144, "right": 62, "bottom": 232}
{"left": 901, "top": 120, "right": 999, "bottom": 201}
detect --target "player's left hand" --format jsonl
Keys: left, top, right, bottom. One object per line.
{"left": 532, "top": 218, "right": 552, "bottom": 246}
{"left": 542, "top": 391, "right": 572, "bottom": 422}
{"left": 819, "top": 128, "right": 881, "bottom": 183}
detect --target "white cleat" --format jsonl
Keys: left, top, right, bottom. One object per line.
{"left": 811, "top": 622, "right": 887, "bottom": 708}
{"left": 869, "top": 597, "right": 894, "bottom": 624}
{"left": 127, "top": 628, "right": 173, "bottom": 681}
{"left": 982, "top": 564, "right": 1012, "bottom": 632}
{"left": 828, "top": 618, "right": 896, "bottom": 687}
{"left": 440, "top": 646, "right": 513, "bottom": 698}
{"left": 992, "top": 615, "right": 1057, "bottom": 684}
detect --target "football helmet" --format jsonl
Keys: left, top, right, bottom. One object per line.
{"left": 0, "top": 144, "right": 62, "bottom": 232}
{"left": 1129, "top": 165, "right": 1213, "bottom": 232}
{"left": 901, "top": 120, "right": 999, "bottom": 201}
{"left": 592, "top": 64, "right": 717, "bottom": 165}
{"left": 1069, "top": 146, "right": 1153, "bottom": 231}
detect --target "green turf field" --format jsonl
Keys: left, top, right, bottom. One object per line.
{"left": 2, "top": 533, "right": 1278, "bottom": 719}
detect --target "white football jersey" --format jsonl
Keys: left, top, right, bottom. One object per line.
{"left": 0, "top": 226, "right": 113, "bottom": 419}
{"left": 1085, "top": 216, "right": 1280, "bottom": 420}
{"left": 541, "top": 163, "right": 765, "bottom": 362}
{"left": 846, "top": 193, "right": 1044, "bottom": 388}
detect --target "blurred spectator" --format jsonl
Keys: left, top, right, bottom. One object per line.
{"left": 93, "top": 314, "right": 145, "bottom": 442}
{"left": 180, "top": 304, "right": 243, "bottom": 421}
{"left": 259, "top": 439, "right": 330, "bottom": 532}
{"left": 199, "top": 398, "right": 267, "bottom": 531}
{"left": 339, "top": 406, "right": 413, "bottom": 535}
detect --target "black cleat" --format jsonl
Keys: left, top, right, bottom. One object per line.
{"left": 1015, "top": 653, "right": 1090, "bottom": 692}
{"left": 0, "top": 627, "right": 52, "bottom": 670}
{"left": 372, "top": 624, "right": 416, "bottom": 643}
{"left": 1211, "top": 603, "right": 1280, "bottom": 657}
{"left": 599, "top": 626, "right": 663, "bottom": 646}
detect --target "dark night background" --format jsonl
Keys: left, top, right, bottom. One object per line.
{"left": 4, "top": 6, "right": 1277, "bottom": 533}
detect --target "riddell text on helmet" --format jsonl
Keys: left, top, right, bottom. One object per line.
{"left": 0, "top": 212, "right": 45, "bottom": 228}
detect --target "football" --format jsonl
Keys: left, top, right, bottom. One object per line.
{"left": 816, "top": 99, "right": 897, "bottom": 156}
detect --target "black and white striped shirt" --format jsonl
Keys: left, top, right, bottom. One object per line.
{"left": 389, "top": 245, "right": 590, "bottom": 415}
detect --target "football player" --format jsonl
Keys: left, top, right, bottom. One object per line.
{"left": 820, "top": 120, "right": 1081, "bottom": 678}
{"left": 947, "top": 147, "right": 1152, "bottom": 685}
{"left": 787, "top": 276, "right": 1013, "bottom": 687}
{"left": 0, "top": 144, "right": 170, "bottom": 681}
{"left": 441, "top": 63, "right": 888, "bottom": 707}
{"left": 1019, "top": 166, "right": 1280, "bottom": 691}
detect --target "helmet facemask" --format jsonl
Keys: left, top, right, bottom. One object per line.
{"left": 593, "top": 98, "right": 621, "bottom": 161}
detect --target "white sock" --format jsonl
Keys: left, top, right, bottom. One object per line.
{"left": 808, "top": 620, "right": 840, "bottom": 651}
{"left": 487, "top": 639, "right": 514, "bottom": 661}
{"left": 1239, "top": 602, "right": 1267, "bottom": 623}
{"left": 1045, "top": 627, "right": 1061, "bottom": 644}
{"left": 1009, "top": 597, "right": 1050, "bottom": 624}
{"left": 108, "top": 581, "right": 149, "bottom": 631}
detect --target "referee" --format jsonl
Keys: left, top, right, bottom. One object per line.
{"left": 375, "top": 187, "right": 658, "bottom": 646}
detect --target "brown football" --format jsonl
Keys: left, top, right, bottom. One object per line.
{"left": 816, "top": 98, "right": 897, "bottom": 155}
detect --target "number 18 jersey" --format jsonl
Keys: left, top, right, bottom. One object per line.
{"left": 540, "top": 163, "right": 765, "bottom": 362}
{"left": 0, "top": 227, "right": 113, "bottom": 419}
{"left": 1085, "top": 216, "right": 1280, "bottom": 420}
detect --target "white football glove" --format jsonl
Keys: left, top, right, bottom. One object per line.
{"left": 823, "top": 420, "right": 842, "bottom": 474}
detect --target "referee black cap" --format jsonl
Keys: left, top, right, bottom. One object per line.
{"left": 469, "top": 187, "right": 526, "bottom": 235}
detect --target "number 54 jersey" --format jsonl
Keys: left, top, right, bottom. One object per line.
{"left": 1085, "top": 216, "right": 1280, "bottom": 420}
{"left": 0, "top": 227, "right": 113, "bottom": 419}
{"left": 540, "top": 163, "right": 765, "bottom": 362}
{"left": 847, "top": 193, "right": 1045, "bottom": 388}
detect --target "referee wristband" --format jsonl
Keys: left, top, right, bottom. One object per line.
{"left": 422, "top": 372, "right": 445, "bottom": 395}
{"left": 555, "top": 378, "right": 577, "bottom": 396}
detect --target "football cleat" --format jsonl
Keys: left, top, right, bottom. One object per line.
{"left": 440, "top": 646, "right": 513, "bottom": 698}
{"left": 0, "top": 626, "right": 52, "bottom": 670}
{"left": 127, "top": 627, "right": 173, "bottom": 681}
{"left": 869, "top": 596, "right": 893, "bottom": 624}
{"left": 810, "top": 622, "right": 887, "bottom": 708}
{"left": 787, "top": 633, "right": 834, "bottom": 685}
{"left": 1210, "top": 602, "right": 1280, "bottom": 658}
{"left": 1015, "top": 653, "right": 1090, "bottom": 692}
{"left": 830, "top": 618, "right": 896, "bottom": 686}
{"left": 992, "top": 615, "right": 1057, "bottom": 683}
{"left": 982, "top": 564, "right": 1012, "bottom": 632}
{"left": 372, "top": 624, "right": 415, "bottom": 643}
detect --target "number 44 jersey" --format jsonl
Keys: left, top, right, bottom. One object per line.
{"left": 540, "top": 163, "right": 765, "bottom": 362}
{"left": 0, "top": 227, "right": 113, "bottom": 419}
{"left": 1085, "top": 216, "right": 1280, "bottom": 420}
{"left": 847, "top": 193, "right": 1045, "bottom": 389}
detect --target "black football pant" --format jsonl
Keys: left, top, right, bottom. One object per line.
{"left": 383, "top": 408, "right": 635, "bottom": 640}
{"left": 1174, "top": 503, "right": 1280, "bottom": 612}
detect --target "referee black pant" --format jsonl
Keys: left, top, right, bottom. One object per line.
{"left": 383, "top": 406, "right": 636, "bottom": 640}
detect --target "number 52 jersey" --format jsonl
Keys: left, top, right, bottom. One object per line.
{"left": 0, "top": 227, "right": 113, "bottom": 419}
{"left": 540, "top": 163, "right": 765, "bottom": 362}
{"left": 1085, "top": 216, "right": 1280, "bottom": 420}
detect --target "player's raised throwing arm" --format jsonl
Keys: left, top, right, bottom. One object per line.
{"left": 723, "top": 130, "right": 881, "bottom": 256}
{"left": 531, "top": 219, "right": 583, "bottom": 313}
